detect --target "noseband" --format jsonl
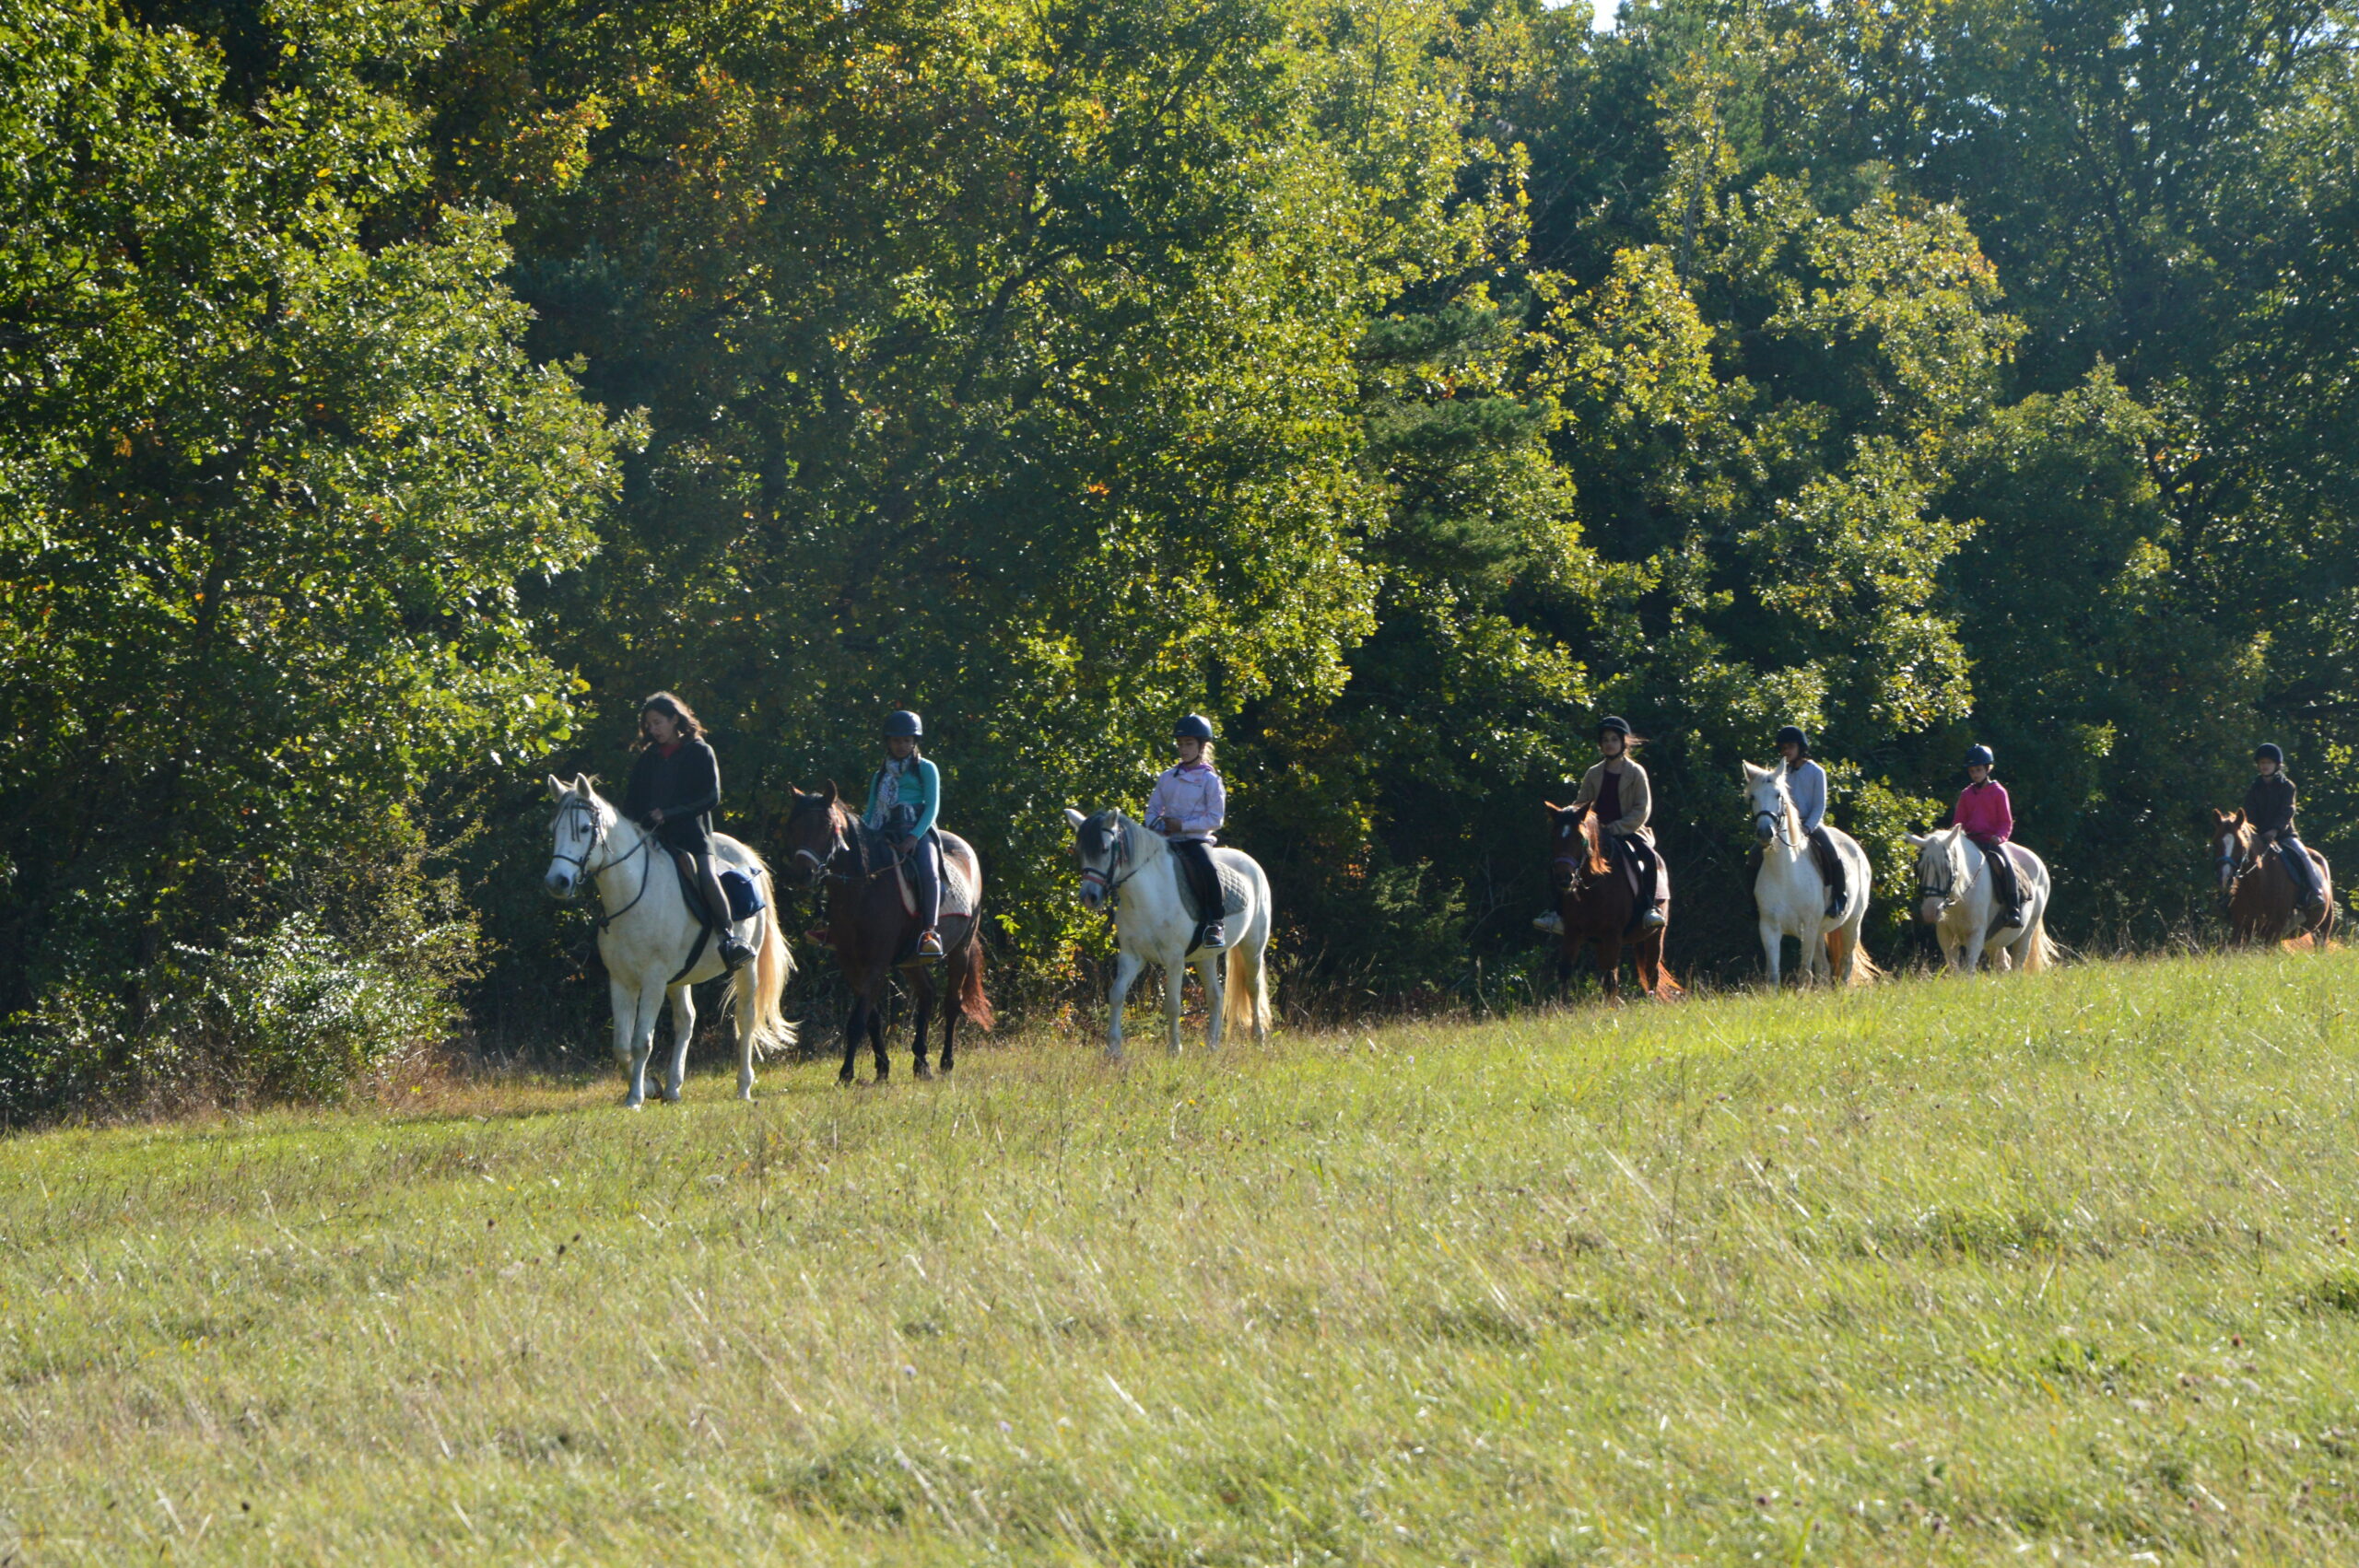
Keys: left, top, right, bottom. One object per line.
{"left": 1915, "top": 843, "right": 1960, "bottom": 909}
{"left": 1078, "top": 821, "right": 1141, "bottom": 898}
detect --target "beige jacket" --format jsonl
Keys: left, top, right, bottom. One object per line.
{"left": 1572, "top": 758, "right": 1653, "bottom": 844}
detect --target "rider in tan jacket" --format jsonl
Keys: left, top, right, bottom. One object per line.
{"left": 1536, "top": 717, "right": 1667, "bottom": 935}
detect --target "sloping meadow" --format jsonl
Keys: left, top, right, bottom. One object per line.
{"left": 6, "top": 952, "right": 2359, "bottom": 1562}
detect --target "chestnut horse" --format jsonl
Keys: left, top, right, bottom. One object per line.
{"left": 780, "top": 784, "right": 993, "bottom": 1083}
{"left": 2208, "top": 808, "right": 2336, "bottom": 946}
{"left": 1543, "top": 801, "right": 1678, "bottom": 1000}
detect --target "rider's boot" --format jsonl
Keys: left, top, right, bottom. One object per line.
{"left": 695, "top": 857, "right": 754, "bottom": 970}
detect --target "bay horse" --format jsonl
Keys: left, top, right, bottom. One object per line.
{"left": 543, "top": 776, "right": 794, "bottom": 1106}
{"left": 1542, "top": 802, "right": 1677, "bottom": 1000}
{"left": 2208, "top": 808, "right": 2336, "bottom": 945}
{"left": 1062, "top": 807, "right": 1273, "bottom": 1057}
{"left": 781, "top": 783, "right": 993, "bottom": 1084}
{"left": 1905, "top": 825, "right": 2058, "bottom": 974}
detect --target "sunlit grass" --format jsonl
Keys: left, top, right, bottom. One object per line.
{"left": 6, "top": 951, "right": 2359, "bottom": 1562}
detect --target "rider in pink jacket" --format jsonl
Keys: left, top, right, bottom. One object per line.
{"left": 1951, "top": 744, "right": 2025, "bottom": 923}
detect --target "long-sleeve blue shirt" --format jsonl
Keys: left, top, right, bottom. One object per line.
{"left": 1784, "top": 757, "right": 1827, "bottom": 835}
{"left": 863, "top": 755, "right": 940, "bottom": 837}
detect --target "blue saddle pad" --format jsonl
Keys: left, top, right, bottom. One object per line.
{"left": 719, "top": 867, "right": 765, "bottom": 922}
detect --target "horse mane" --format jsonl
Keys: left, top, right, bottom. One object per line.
{"left": 1577, "top": 807, "right": 1611, "bottom": 876}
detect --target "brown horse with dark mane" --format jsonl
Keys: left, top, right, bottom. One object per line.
{"left": 1543, "top": 801, "right": 1678, "bottom": 1000}
{"left": 2208, "top": 807, "right": 2337, "bottom": 946}
{"left": 781, "top": 783, "right": 992, "bottom": 1082}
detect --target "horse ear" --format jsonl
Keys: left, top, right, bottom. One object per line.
{"left": 1063, "top": 807, "right": 1088, "bottom": 829}
{"left": 822, "top": 778, "right": 839, "bottom": 802}
{"left": 547, "top": 775, "right": 568, "bottom": 799}
{"left": 1905, "top": 831, "right": 1930, "bottom": 847}
{"left": 1542, "top": 802, "right": 1563, "bottom": 817}
{"left": 571, "top": 773, "right": 593, "bottom": 793}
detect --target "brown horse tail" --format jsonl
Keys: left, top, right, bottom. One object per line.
{"left": 957, "top": 935, "right": 996, "bottom": 1032}
{"left": 1827, "top": 927, "right": 1882, "bottom": 987}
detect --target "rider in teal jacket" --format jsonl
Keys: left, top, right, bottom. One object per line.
{"left": 863, "top": 710, "right": 945, "bottom": 959}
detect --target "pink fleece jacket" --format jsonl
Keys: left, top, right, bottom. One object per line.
{"left": 1952, "top": 778, "right": 2013, "bottom": 840}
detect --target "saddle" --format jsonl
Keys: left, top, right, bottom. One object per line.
{"left": 1174, "top": 854, "right": 1250, "bottom": 922}
{"left": 672, "top": 860, "right": 765, "bottom": 926}
{"left": 896, "top": 832, "right": 981, "bottom": 920}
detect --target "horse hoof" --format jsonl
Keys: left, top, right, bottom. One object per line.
{"left": 913, "top": 1064, "right": 933, "bottom": 1081}
{"left": 837, "top": 1071, "right": 856, "bottom": 1087}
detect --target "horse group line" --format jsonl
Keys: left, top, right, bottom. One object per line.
{"left": 542, "top": 764, "right": 2333, "bottom": 1103}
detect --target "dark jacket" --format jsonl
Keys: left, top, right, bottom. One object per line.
{"left": 622, "top": 737, "right": 721, "bottom": 846}
{"left": 2244, "top": 771, "right": 2296, "bottom": 837}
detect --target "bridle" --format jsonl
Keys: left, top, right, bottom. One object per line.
{"left": 1550, "top": 812, "right": 1607, "bottom": 895}
{"left": 1915, "top": 836, "right": 1964, "bottom": 911}
{"left": 1077, "top": 818, "right": 1144, "bottom": 900}
{"left": 1752, "top": 781, "right": 1798, "bottom": 850}
{"left": 552, "top": 794, "right": 656, "bottom": 930}
{"left": 789, "top": 801, "right": 903, "bottom": 886}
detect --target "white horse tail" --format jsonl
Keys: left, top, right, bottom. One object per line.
{"left": 1226, "top": 938, "right": 1273, "bottom": 1038}
{"left": 1828, "top": 926, "right": 1882, "bottom": 987}
{"left": 2021, "top": 913, "right": 2060, "bottom": 973}
{"left": 726, "top": 858, "right": 796, "bottom": 1059}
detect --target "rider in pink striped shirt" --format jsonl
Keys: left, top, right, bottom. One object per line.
{"left": 1951, "top": 744, "right": 2025, "bottom": 925}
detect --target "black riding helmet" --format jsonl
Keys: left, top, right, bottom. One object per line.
{"left": 1175, "top": 714, "right": 1215, "bottom": 742}
{"left": 2256, "top": 742, "right": 2285, "bottom": 765}
{"left": 1775, "top": 724, "right": 1809, "bottom": 755}
{"left": 885, "top": 710, "right": 923, "bottom": 739}
{"left": 1597, "top": 716, "right": 1634, "bottom": 743}
{"left": 1965, "top": 743, "right": 1995, "bottom": 769}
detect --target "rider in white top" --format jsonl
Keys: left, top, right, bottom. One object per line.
{"left": 1776, "top": 724, "right": 1847, "bottom": 919}
{"left": 1146, "top": 714, "right": 1228, "bottom": 951}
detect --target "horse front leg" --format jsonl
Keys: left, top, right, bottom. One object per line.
{"left": 626, "top": 978, "right": 664, "bottom": 1108}
{"left": 1105, "top": 950, "right": 1144, "bottom": 1060}
{"left": 609, "top": 977, "right": 639, "bottom": 1080}
{"left": 868, "top": 981, "right": 891, "bottom": 1082}
{"left": 1596, "top": 933, "right": 1625, "bottom": 1001}
{"left": 663, "top": 982, "right": 695, "bottom": 1103}
{"left": 1759, "top": 920, "right": 1784, "bottom": 988}
{"left": 909, "top": 970, "right": 936, "bottom": 1081}
{"left": 839, "top": 995, "right": 866, "bottom": 1085}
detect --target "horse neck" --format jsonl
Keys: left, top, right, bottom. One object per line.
{"left": 1112, "top": 819, "right": 1168, "bottom": 906}
{"left": 588, "top": 802, "right": 651, "bottom": 903}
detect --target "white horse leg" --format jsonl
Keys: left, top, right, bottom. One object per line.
{"left": 664, "top": 982, "right": 695, "bottom": 1103}
{"left": 625, "top": 978, "right": 665, "bottom": 1108}
{"left": 1106, "top": 950, "right": 1144, "bottom": 1060}
{"left": 1200, "top": 951, "right": 1226, "bottom": 1052}
{"left": 1759, "top": 919, "right": 1784, "bottom": 988}
{"left": 609, "top": 976, "right": 639, "bottom": 1074}
{"left": 1164, "top": 950, "right": 1189, "bottom": 1056}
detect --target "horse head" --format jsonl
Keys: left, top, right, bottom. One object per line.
{"left": 1064, "top": 807, "right": 1128, "bottom": 911}
{"left": 544, "top": 774, "right": 609, "bottom": 899}
{"left": 1543, "top": 801, "right": 1608, "bottom": 894}
{"left": 781, "top": 780, "right": 846, "bottom": 886}
{"left": 1740, "top": 762, "right": 1798, "bottom": 848}
{"left": 1905, "top": 826, "right": 1966, "bottom": 924}
{"left": 2209, "top": 807, "right": 2250, "bottom": 895}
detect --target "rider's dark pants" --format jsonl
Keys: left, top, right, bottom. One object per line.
{"left": 652, "top": 817, "right": 736, "bottom": 935}
{"left": 1611, "top": 833, "right": 1661, "bottom": 926}
{"left": 1170, "top": 838, "right": 1223, "bottom": 929}
{"left": 1808, "top": 825, "right": 1848, "bottom": 910}
{"left": 2270, "top": 833, "right": 2322, "bottom": 906}
{"left": 895, "top": 829, "right": 944, "bottom": 930}
{"left": 1970, "top": 834, "right": 2022, "bottom": 914}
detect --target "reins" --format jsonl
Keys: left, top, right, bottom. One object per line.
{"left": 555, "top": 797, "right": 658, "bottom": 930}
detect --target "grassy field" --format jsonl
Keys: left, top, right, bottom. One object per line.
{"left": 6, "top": 953, "right": 2359, "bottom": 1563}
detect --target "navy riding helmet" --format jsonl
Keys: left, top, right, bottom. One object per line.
{"left": 1965, "top": 743, "right": 1996, "bottom": 769}
{"left": 885, "top": 709, "right": 923, "bottom": 739}
{"left": 2256, "top": 742, "right": 2285, "bottom": 765}
{"left": 1597, "top": 715, "right": 1634, "bottom": 741}
{"left": 1775, "top": 724, "right": 1808, "bottom": 754}
{"left": 1175, "top": 714, "right": 1215, "bottom": 742}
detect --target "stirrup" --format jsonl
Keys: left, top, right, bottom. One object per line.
{"left": 1195, "top": 923, "right": 1226, "bottom": 952}
{"left": 1637, "top": 907, "right": 1667, "bottom": 930}
{"left": 720, "top": 934, "right": 755, "bottom": 970}
{"left": 916, "top": 928, "right": 945, "bottom": 960}
{"left": 1532, "top": 910, "right": 1565, "bottom": 936}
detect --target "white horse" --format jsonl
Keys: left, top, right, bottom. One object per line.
{"left": 544, "top": 775, "right": 793, "bottom": 1106}
{"left": 1742, "top": 762, "right": 1879, "bottom": 986}
{"left": 1062, "top": 807, "right": 1273, "bottom": 1057}
{"left": 1905, "top": 824, "right": 2059, "bottom": 975}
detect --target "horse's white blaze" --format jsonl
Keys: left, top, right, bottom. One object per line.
{"left": 1063, "top": 806, "right": 1273, "bottom": 1059}
{"left": 1742, "top": 761, "right": 1876, "bottom": 987}
{"left": 1906, "top": 824, "right": 2057, "bottom": 976}
{"left": 545, "top": 776, "right": 794, "bottom": 1106}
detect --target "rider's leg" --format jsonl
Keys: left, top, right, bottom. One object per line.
{"left": 2277, "top": 834, "right": 2325, "bottom": 909}
{"left": 912, "top": 831, "right": 945, "bottom": 958}
{"left": 1972, "top": 836, "right": 2023, "bottom": 921}
{"left": 684, "top": 851, "right": 753, "bottom": 968}
{"left": 1177, "top": 839, "right": 1226, "bottom": 950}
{"left": 1631, "top": 837, "right": 1665, "bottom": 930}
{"left": 1810, "top": 826, "right": 1848, "bottom": 918}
